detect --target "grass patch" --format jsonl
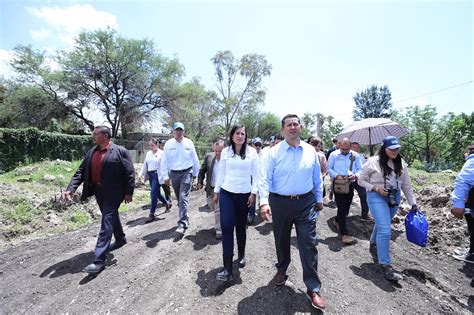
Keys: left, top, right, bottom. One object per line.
{"left": 0, "top": 160, "right": 81, "bottom": 187}
{"left": 67, "top": 210, "right": 92, "bottom": 229}
{"left": 2, "top": 196, "right": 33, "bottom": 224}
{"left": 8, "top": 223, "right": 30, "bottom": 236}
{"left": 409, "top": 168, "right": 457, "bottom": 192}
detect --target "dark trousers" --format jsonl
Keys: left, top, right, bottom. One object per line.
{"left": 148, "top": 171, "right": 168, "bottom": 214}
{"left": 219, "top": 189, "right": 249, "bottom": 258}
{"left": 353, "top": 181, "right": 369, "bottom": 216}
{"left": 466, "top": 212, "right": 474, "bottom": 254}
{"left": 334, "top": 188, "right": 354, "bottom": 236}
{"left": 93, "top": 185, "right": 125, "bottom": 263}
{"left": 270, "top": 193, "right": 321, "bottom": 292}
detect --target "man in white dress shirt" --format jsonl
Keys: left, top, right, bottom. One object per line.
{"left": 161, "top": 122, "right": 200, "bottom": 235}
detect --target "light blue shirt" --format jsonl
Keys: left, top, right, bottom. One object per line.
{"left": 327, "top": 150, "right": 363, "bottom": 179}
{"left": 259, "top": 140, "right": 323, "bottom": 206}
{"left": 451, "top": 154, "right": 474, "bottom": 209}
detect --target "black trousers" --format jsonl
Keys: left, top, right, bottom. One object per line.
{"left": 93, "top": 185, "right": 125, "bottom": 263}
{"left": 353, "top": 181, "right": 369, "bottom": 216}
{"left": 466, "top": 212, "right": 474, "bottom": 254}
{"left": 334, "top": 188, "right": 354, "bottom": 236}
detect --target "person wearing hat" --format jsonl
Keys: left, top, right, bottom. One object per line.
{"left": 160, "top": 122, "right": 200, "bottom": 236}
{"left": 158, "top": 139, "right": 172, "bottom": 205}
{"left": 358, "top": 135, "right": 418, "bottom": 282}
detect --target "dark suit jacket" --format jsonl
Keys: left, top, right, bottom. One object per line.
{"left": 198, "top": 152, "right": 217, "bottom": 197}
{"left": 67, "top": 143, "right": 135, "bottom": 202}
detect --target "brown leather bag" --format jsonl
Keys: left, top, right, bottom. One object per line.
{"left": 332, "top": 153, "right": 355, "bottom": 194}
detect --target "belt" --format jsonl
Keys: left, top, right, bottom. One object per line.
{"left": 270, "top": 191, "right": 312, "bottom": 200}
{"left": 171, "top": 167, "right": 192, "bottom": 173}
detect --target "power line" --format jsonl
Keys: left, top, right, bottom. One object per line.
{"left": 393, "top": 80, "right": 473, "bottom": 104}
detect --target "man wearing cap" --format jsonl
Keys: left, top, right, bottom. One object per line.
{"left": 327, "top": 137, "right": 364, "bottom": 245}
{"left": 259, "top": 114, "right": 326, "bottom": 310}
{"left": 161, "top": 122, "right": 200, "bottom": 235}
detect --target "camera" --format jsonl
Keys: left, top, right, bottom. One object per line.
{"left": 386, "top": 186, "right": 398, "bottom": 208}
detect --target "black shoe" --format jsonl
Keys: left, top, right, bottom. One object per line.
{"left": 216, "top": 268, "right": 234, "bottom": 281}
{"left": 108, "top": 239, "right": 127, "bottom": 251}
{"left": 381, "top": 264, "right": 403, "bottom": 282}
{"left": 369, "top": 242, "right": 377, "bottom": 262}
{"left": 145, "top": 214, "right": 155, "bottom": 223}
{"left": 238, "top": 256, "right": 246, "bottom": 268}
{"left": 83, "top": 262, "right": 105, "bottom": 274}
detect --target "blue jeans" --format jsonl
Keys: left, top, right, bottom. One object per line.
{"left": 219, "top": 189, "right": 249, "bottom": 258}
{"left": 148, "top": 171, "right": 168, "bottom": 214}
{"left": 367, "top": 191, "right": 401, "bottom": 265}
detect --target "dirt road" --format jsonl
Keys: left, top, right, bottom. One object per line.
{"left": 0, "top": 190, "right": 472, "bottom": 314}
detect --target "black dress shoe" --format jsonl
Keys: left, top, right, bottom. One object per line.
{"left": 238, "top": 256, "right": 246, "bottom": 268}
{"left": 145, "top": 214, "right": 155, "bottom": 223}
{"left": 216, "top": 268, "right": 234, "bottom": 281}
{"left": 108, "top": 239, "right": 127, "bottom": 251}
{"left": 83, "top": 262, "right": 105, "bottom": 274}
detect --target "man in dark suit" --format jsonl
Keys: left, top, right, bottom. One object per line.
{"left": 197, "top": 139, "right": 225, "bottom": 239}
{"left": 64, "top": 126, "right": 135, "bottom": 274}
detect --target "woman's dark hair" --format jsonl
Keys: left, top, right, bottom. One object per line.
{"left": 307, "top": 135, "right": 322, "bottom": 147}
{"left": 229, "top": 124, "right": 247, "bottom": 159}
{"left": 149, "top": 138, "right": 159, "bottom": 145}
{"left": 378, "top": 145, "right": 403, "bottom": 178}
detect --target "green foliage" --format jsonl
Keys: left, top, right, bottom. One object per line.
{"left": 320, "top": 116, "right": 344, "bottom": 148}
{"left": 239, "top": 111, "right": 280, "bottom": 141}
{"left": 211, "top": 50, "right": 272, "bottom": 135}
{"left": 0, "top": 127, "right": 91, "bottom": 172}
{"left": 444, "top": 112, "right": 474, "bottom": 169}
{"left": 3, "top": 196, "right": 32, "bottom": 224}
{"left": 165, "top": 78, "right": 215, "bottom": 141}
{"left": 11, "top": 30, "right": 185, "bottom": 138}
{"left": 353, "top": 85, "right": 393, "bottom": 121}
{"left": 410, "top": 159, "right": 425, "bottom": 171}
{"left": 69, "top": 211, "right": 91, "bottom": 225}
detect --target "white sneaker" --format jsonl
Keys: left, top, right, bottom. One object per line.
{"left": 176, "top": 226, "right": 185, "bottom": 234}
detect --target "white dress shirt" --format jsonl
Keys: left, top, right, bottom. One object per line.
{"left": 161, "top": 137, "right": 200, "bottom": 180}
{"left": 214, "top": 146, "right": 259, "bottom": 194}
{"left": 140, "top": 149, "right": 163, "bottom": 182}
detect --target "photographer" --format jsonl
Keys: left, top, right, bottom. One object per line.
{"left": 358, "top": 136, "right": 418, "bottom": 282}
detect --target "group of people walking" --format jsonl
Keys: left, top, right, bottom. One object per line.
{"left": 63, "top": 114, "right": 473, "bottom": 311}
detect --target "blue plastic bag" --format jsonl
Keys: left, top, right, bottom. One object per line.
{"left": 405, "top": 210, "right": 429, "bottom": 247}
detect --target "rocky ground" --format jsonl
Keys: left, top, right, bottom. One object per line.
{"left": 0, "top": 182, "right": 472, "bottom": 313}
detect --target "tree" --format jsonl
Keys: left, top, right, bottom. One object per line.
{"left": 11, "top": 29, "right": 185, "bottom": 138}
{"left": 239, "top": 110, "right": 280, "bottom": 140}
{"left": 445, "top": 112, "right": 474, "bottom": 169}
{"left": 165, "top": 77, "right": 216, "bottom": 141}
{"left": 211, "top": 50, "right": 272, "bottom": 135}
{"left": 319, "top": 115, "right": 344, "bottom": 149}
{"left": 353, "top": 85, "right": 393, "bottom": 121}
{"left": 393, "top": 105, "right": 450, "bottom": 165}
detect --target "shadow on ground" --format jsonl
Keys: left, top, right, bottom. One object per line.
{"left": 350, "top": 263, "right": 402, "bottom": 292}
{"left": 195, "top": 266, "right": 242, "bottom": 297}
{"left": 40, "top": 252, "right": 116, "bottom": 279}
{"left": 185, "top": 228, "right": 220, "bottom": 250}
{"left": 142, "top": 227, "right": 177, "bottom": 248}
{"left": 237, "top": 280, "right": 323, "bottom": 314}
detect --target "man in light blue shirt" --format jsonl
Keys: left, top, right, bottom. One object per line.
{"left": 259, "top": 114, "right": 326, "bottom": 311}
{"left": 327, "top": 138, "right": 364, "bottom": 245}
{"left": 451, "top": 145, "right": 474, "bottom": 263}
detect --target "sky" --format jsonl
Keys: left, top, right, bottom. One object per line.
{"left": 0, "top": 0, "right": 472, "bottom": 127}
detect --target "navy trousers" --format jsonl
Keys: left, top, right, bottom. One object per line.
{"left": 93, "top": 185, "right": 125, "bottom": 263}
{"left": 270, "top": 193, "right": 322, "bottom": 292}
{"left": 219, "top": 189, "right": 249, "bottom": 258}
{"left": 148, "top": 171, "right": 168, "bottom": 214}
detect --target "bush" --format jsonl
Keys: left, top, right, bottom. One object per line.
{"left": 0, "top": 127, "right": 92, "bottom": 172}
